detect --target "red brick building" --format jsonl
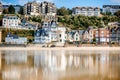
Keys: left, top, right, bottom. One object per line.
{"left": 95, "top": 28, "right": 110, "bottom": 44}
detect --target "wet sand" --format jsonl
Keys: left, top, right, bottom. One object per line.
{"left": 0, "top": 47, "right": 120, "bottom": 51}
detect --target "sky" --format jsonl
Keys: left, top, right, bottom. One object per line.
{"left": 1, "top": 0, "right": 120, "bottom": 8}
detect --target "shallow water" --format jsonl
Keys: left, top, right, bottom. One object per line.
{"left": 0, "top": 50, "right": 120, "bottom": 80}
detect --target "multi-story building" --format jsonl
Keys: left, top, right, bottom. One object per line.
{"left": 34, "top": 21, "right": 58, "bottom": 44}
{"left": 5, "top": 33, "right": 27, "bottom": 44}
{"left": 3, "top": 5, "right": 21, "bottom": 14}
{"left": 103, "top": 5, "right": 120, "bottom": 15}
{"left": 34, "top": 21, "right": 66, "bottom": 46}
{"left": 67, "top": 30, "right": 84, "bottom": 43}
{"left": 82, "top": 27, "right": 95, "bottom": 43}
{"left": 40, "top": 1, "right": 56, "bottom": 15}
{"left": 72, "top": 7, "right": 100, "bottom": 16}
{"left": 0, "top": 2, "right": 2, "bottom": 15}
{"left": 110, "top": 27, "right": 120, "bottom": 43}
{"left": 95, "top": 28, "right": 110, "bottom": 44}
{"left": 56, "top": 27, "right": 66, "bottom": 46}
{"left": 24, "top": 1, "right": 56, "bottom": 16}
{"left": 2, "top": 15, "right": 21, "bottom": 29}
{"left": 24, "top": 1, "right": 40, "bottom": 16}
{"left": 108, "top": 22, "right": 120, "bottom": 43}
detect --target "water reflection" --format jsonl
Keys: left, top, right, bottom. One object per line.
{"left": 0, "top": 50, "right": 120, "bottom": 80}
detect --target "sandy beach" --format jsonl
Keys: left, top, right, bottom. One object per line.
{"left": 0, "top": 46, "right": 120, "bottom": 51}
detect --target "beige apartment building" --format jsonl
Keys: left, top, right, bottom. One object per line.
{"left": 24, "top": 1, "right": 40, "bottom": 16}
{"left": 72, "top": 7, "right": 100, "bottom": 16}
{"left": 24, "top": 1, "right": 57, "bottom": 16}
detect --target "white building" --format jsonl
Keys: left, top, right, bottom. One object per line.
{"left": 2, "top": 16, "right": 20, "bottom": 29}
{"left": 34, "top": 21, "right": 67, "bottom": 46}
{"left": 103, "top": 5, "right": 120, "bottom": 15}
{"left": 72, "top": 7, "right": 100, "bottom": 16}
{"left": 5, "top": 33, "right": 27, "bottom": 44}
{"left": 67, "top": 30, "right": 84, "bottom": 42}
{"left": 56, "top": 27, "right": 66, "bottom": 46}
{"left": 34, "top": 21, "right": 58, "bottom": 44}
{"left": 24, "top": 1, "right": 40, "bottom": 16}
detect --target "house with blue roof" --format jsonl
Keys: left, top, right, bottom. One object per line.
{"left": 82, "top": 26, "right": 95, "bottom": 43}
{"left": 34, "top": 29, "right": 50, "bottom": 43}
{"left": 34, "top": 21, "right": 58, "bottom": 44}
{"left": 5, "top": 33, "right": 27, "bottom": 44}
{"left": 109, "top": 27, "right": 120, "bottom": 43}
{"left": 67, "top": 30, "right": 84, "bottom": 42}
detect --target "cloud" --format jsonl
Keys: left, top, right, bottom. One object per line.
{"left": 111, "top": 0, "right": 120, "bottom": 4}
{"left": 18, "top": 0, "right": 55, "bottom": 5}
{"left": 36, "top": 0, "right": 54, "bottom": 2}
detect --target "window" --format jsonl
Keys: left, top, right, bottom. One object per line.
{"left": 59, "top": 34, "right": 61, "bottom": 37}
{"left": 76, "top": 38, "right": 78, "bottom": 40}
{"left": 60, "top": 39, "right": 62, "bottom": 42}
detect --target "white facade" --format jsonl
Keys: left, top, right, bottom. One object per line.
{"left": 2, "top": 16, "right": 20, "bottom": 29}
{"left": 5, "top": 33, "right": 27, "bottom": 44}
{"left": 103, "top": 5, "right": 120, "bottom": 15}
{"left": 5, "top": 37, "right": 27, "bottom": 44}
{"left": 56, "top": 27, "right": 66, "bottom": 46}
{"left": 72, "top": 7, "right": 100, "bottom": 16}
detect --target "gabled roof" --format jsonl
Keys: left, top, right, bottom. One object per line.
{"left": 79, "top": 30, "right": 84, "bottom": 35}
{"left": 7, "top": 33, "right": 19, "bottom": 39}
{"left": 35, "top": 29, "right": 48, "bottom": 37}
{"left": 3, "top": 16, "right": 19, "bottom": 19}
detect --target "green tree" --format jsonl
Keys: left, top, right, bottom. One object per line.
{"left": 57, "top": 7, "right": 69, "bottom": 16}
{"left": 18, "top": 6, "right": 23, "bottom": 15}
{"left": 3, "top": 9, "right": 9, "bottom": 14}
{"left": 67, "top": 8, "right": 72, "bottom": 15}
{"left": 105, "top": 12, "right": 112, "bottom": 15}
{"left": 29, "top": 16, "right": 41, "bottom": 22}
{"left": 8, "top": 5, "right": 15, "bottom": 14}
{"left": 114, "top": 10, "right": 120, "bottom": 18}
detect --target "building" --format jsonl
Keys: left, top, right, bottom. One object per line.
{"left": 110, "top": 27, "right": 120, "bottom": 43}
{"left": 95, "top": 28, "right": 110, "bottom": 44}
{"left": 82, "top": 27, "right": 95, "bottom": 43}
{"left": 79, "top": 30, "right": 84, "bottom": 42}
{"left": 103, "top": 5, "right": 120, "bottom": 15}
{"left": 56, "top": 27, "right": 66, "bottom": 46}
{"left": 2, "top": 15, "right": 21, "bottom": 29}
{"left": 24, "top": 1, "right": 40, "bottom": 16}
{"left": 67, "top": 30, "right": 84, "bottom": 42}
{"left": 5, "top": 33, "right": 27, "bottom": 44}
{"left": 3, "top": 5, "right": 21, "bottom": 14}
{"left": 34, "top": 21, "right": 66, "bottom": 46}
{"left": 108, "top": 22, "right": 120, "bottom": 43}
{"left": 34, "top": 29, "right": 49, "bottom": 43}
{"left": 72, "top": 7, "right": 100, "bottom": 16}
{"left": 108, "top": 22, "right": 120, "bottom": 27}
{"left": 34, "top": 21, "right": 58, "bottom": 44}
{"left": 24, "top": 1, "right": 56, "bottom": 16}
{"left": 40, "top": 1, "right": 56, "bottom": 15}
{"left": 0, "top": 2, "right": 2, "bottom": 15}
